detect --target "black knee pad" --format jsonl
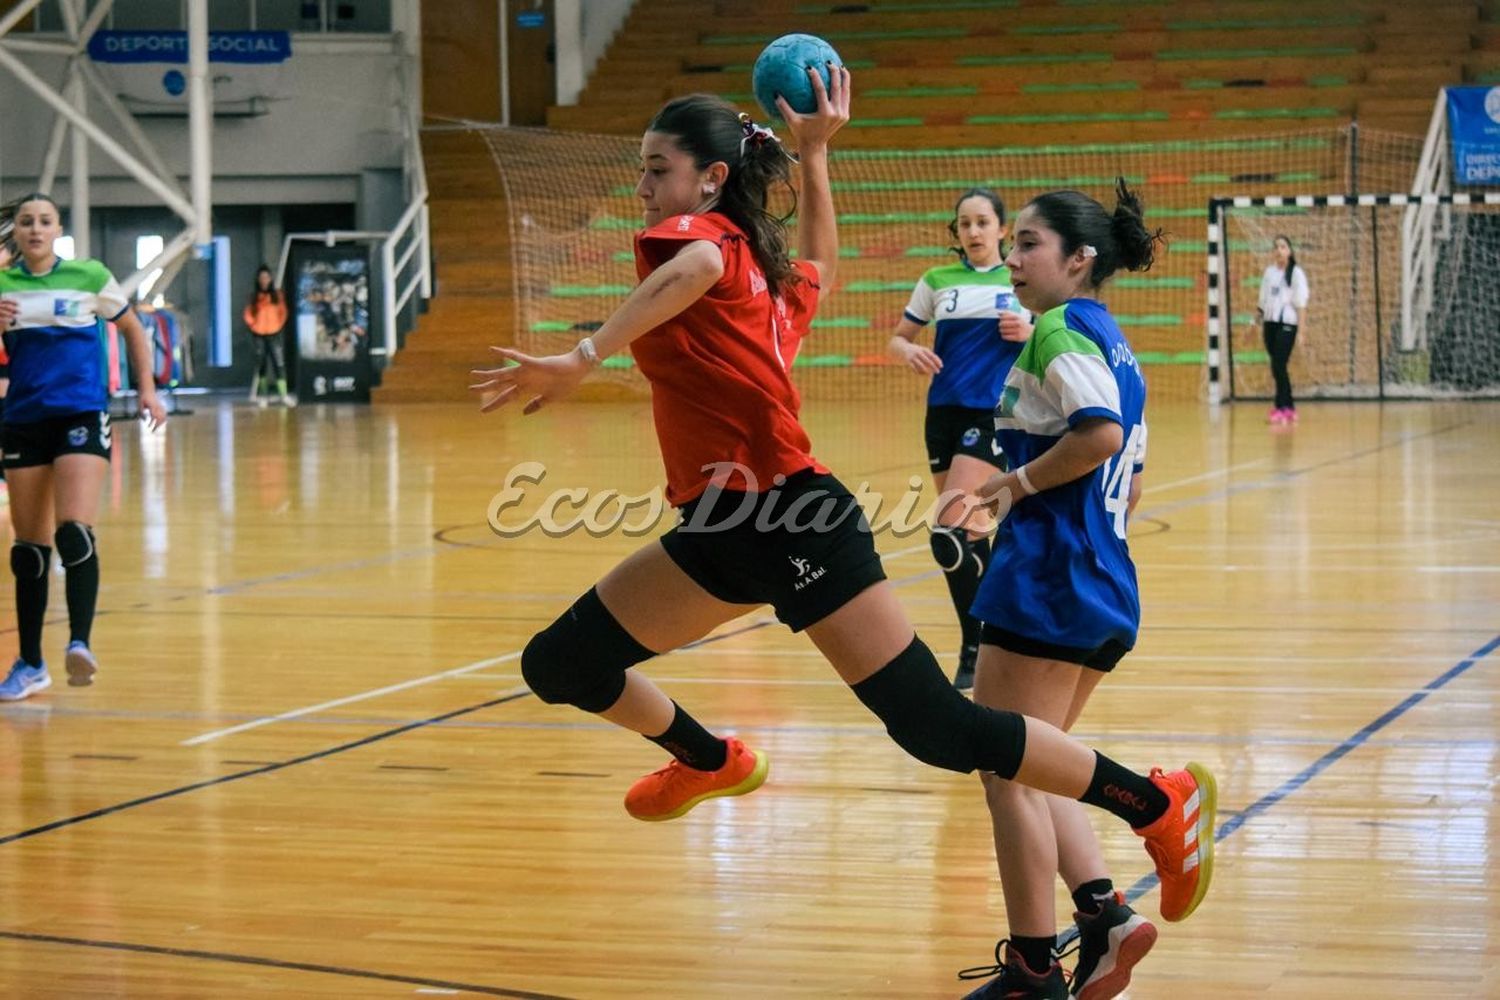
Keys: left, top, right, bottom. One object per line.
{"left": 929, "top": 525, "right": 969, "bottom": 573}
{"left": 521, "top": 587, "right": 654, "bottom": 713}
{"left": 10, "top": 541, "right": 50, "bottom": 579}
{"left": 55, "top": 521, "right": 96, "bottom": 567}
{"left": 851, "top": 636, "right": 1026, "bottom": 779}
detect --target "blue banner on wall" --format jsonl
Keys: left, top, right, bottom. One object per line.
{"left": 87, "top": 30, "right": 292, "bottom": 65}
{"left": 1447, "top": 86, "right": 1500, "bottom": 185}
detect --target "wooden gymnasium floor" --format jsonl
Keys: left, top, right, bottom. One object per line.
{"left": 0, "top": 395, "right": 1496, "bottom": 999}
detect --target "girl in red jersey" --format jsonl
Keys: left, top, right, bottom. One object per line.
{"left": 472, "top": 71, "right": 1215, "bottom": 972}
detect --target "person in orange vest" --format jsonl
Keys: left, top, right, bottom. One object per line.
{"left": 244, "top": 264, "right": 293, "bottom": 407}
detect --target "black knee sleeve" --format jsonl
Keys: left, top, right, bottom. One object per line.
{"left": 11, "top": 541, "right": 50, "bottom": 579}
{"left": 55, "top": 521, "right": 96, "bottom": 567}
{"left": 521, "top": 587, "right": 654, "bottom": 713}
{"left": 929, "top": 525, "right": 971, "bottom": 573}
{"left": 851, "top": 636, "right": 1027, "bottom": 778}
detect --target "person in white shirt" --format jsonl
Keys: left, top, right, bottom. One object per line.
{"left": 1255, "top": 235, "right": 1309, "bottom": 424}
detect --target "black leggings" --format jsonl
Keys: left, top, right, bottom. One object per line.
{"left": 1262, "top": 321, "right": 1298, "bottom": 410}
{"left": 252, "top": 334, "right": 286, "bottom": 383}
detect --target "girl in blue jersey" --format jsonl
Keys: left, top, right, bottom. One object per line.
{"left": 0, "top": 193, "right": 167, "bottom": 701}
{"left": 888, "top": 189, "right": 1032, "bottom": 690}
{"left": 959, "top": 180, "right": 1162, "bottom": 1000}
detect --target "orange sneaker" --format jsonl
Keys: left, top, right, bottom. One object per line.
{"left": 624, "top": 737, "right": 769, "bottom": 822}
{"left": 1132, "top": 762, "right": 1217, "bottom": 922}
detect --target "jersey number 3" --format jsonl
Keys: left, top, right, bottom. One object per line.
{"left": 1100, "top": 423, "right": 1144, "bottom": 540}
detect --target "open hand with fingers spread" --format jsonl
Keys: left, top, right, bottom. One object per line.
{"left": 470, "top": 344, "right": 591, "bottom": 416}
{"left": 774, "top": 62, "right": 851, "bottom": 151}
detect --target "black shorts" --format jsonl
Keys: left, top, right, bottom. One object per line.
{"left": 981, "top": 624, "right": 1131, "bottom": 674}
{"left": 925, "top": 405, "right": 1003, "bottom": 474}
{"left": 3, "top": 411, "right": 113, "bottom": 469}
{"left": 660, "top": 470, "right": 888, "bottom": 632}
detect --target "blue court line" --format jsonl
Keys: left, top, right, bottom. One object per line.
{"left": 1058, "top": 631, "right": 1500, "bottom": 945}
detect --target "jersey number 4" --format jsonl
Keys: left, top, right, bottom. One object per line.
{"left": 1100, "top": 423, "right": 1144, "bottom": 540}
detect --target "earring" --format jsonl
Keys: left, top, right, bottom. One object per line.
{"left": 703, "top": 185, "right": 717, "bottom": 195}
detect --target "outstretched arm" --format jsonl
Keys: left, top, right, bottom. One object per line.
{"left": 470, "top": 239, "right": 723, "bottom": 415}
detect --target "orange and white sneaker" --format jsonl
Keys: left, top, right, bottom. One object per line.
{"left": 624, "top": 736, "right": 769, "bottom": 822}
{"left": 1132, "top": 762, "right": 1217, "bottom": 922}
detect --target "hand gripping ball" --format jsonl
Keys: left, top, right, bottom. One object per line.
{"left": 751, "top": 33, "right": 843, "bottom": 119}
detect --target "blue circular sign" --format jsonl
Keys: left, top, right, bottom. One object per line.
{"left": 162, "top": 69, "right": 185, "bottom": 96}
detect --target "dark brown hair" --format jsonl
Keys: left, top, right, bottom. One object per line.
{"left": 646, "top": 94, "right": 799, "bottom": 296}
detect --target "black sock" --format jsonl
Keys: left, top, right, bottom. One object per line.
{"left": 1072, "top": 878, "right": 1115, "bottom": 917}
{"left": 1078, "top": 752, "right": 1169, "bottom": 827}
{"left": 15, "top": 546, "right": 50, "bottom": 666}
{"left": 646, "top": 702, "right": 727, "bottom": 771}
{"left": 1009, "top": 934, "right": 1054, "bottom": 975}
{"left": 941, "top": 534, "right": 989, "bottom": 656}
{"left": 65, "top": 548, "right": 99, "bottom": 646}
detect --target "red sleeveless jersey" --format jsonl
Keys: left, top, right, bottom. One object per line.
{"left": 632, "top": 212, "right": 826, "bottom": 505}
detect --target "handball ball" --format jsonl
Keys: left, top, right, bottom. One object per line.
{"left": 752, "top": 33, "right": 843, "bottom": 119}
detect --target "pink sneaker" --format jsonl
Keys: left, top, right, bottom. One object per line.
{"left": 1267, "top": 408, "right": 1286, "bottom": 425}
{"left": 1284, "top": 408, "right": 1298, "bottom": 423}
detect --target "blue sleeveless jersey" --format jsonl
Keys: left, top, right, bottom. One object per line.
{"left": 971, "top": 299, "right": 1148, "bottom": 650}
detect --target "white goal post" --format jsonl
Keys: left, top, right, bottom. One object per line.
{"left": 1206, "top": 190, "right": 1500, "bottom": 403}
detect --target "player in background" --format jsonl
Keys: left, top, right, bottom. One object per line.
{"left": 889, "top": 188, "right": 1031, "bottom": 689}
{"left": 0, "top": 193, "right": 167, "bottom": 701}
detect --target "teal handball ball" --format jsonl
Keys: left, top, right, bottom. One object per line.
{"left": 751, "top": 33, "right": 843, "bottom": 119}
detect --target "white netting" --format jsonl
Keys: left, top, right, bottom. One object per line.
{"left": 476, "top": 123, "right": 1422, "bottom": 402}
{"left": 1222, "top": 199, "right": 1500, "bottom": 399}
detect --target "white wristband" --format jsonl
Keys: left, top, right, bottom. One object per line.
{"left": 577, "top": 336, "right": 601, "bottom": 367}
{"left": 1014, "top": 464, "right": 1039, "bottom": 496}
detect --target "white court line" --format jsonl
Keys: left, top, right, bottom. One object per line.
{"left": 879, "top": 542, "right": 929, "bottom": 561}
{"left": 181, "top": 538, "right": 933, "bottom": 745}
{"left": 179, "top": 653, "right": 525, "bottom": 746}
{"left": 1142, "top": 457, "right": 1268, "bottom": 494}
{"left": 1417, "top": 566, "right": 1500, "bottom": 574}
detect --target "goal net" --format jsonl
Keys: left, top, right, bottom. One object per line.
{"left": 475, "top": 122, "right": 1422, "bottom": 403}
{"left": 1212, "top": 192, "right": 1500, "bottom": 401}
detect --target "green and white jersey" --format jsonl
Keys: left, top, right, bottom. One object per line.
{"left": 0, "top": 257, "right": 127, "bottom": 422}
{"left": 903, "top": 259, "right": 1028, "bottom": 409}
{"left": 974, "top": 298, "right": 1148, "bottom": 651}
